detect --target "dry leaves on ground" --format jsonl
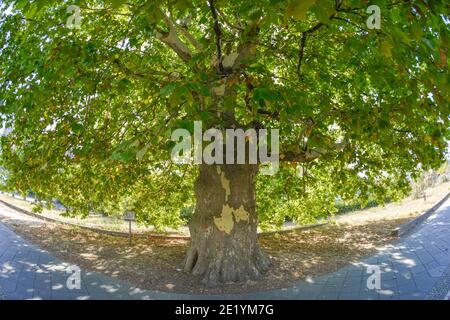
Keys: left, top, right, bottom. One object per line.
{"left": 3, "top": 216, "right": 412, "bottom": 294}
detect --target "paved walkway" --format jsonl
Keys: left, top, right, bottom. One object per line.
{"left": 1, "top": 198, "right": 450, "bottom": 300}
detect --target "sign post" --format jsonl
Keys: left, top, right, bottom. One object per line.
{"left": 124, "top": 211, "right": 136, "bottom": 245}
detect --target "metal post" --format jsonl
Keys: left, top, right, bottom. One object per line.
{"left": 124, "top": 210, "right": 135, "bottom": 246}
{"left": 128, "top": 220, "right": 132, "bottom": 245}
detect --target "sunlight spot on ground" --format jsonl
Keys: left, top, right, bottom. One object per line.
{"left": 378, "top": 289, "right": 394, "bottom": 296}
{"left": 100, "top": 285, "right": 119, "bottom": 293}
{"left": 52, "top": 284, "right": 64, "bottom": 290}
{"left": 165, "top": 283, "right": 175, "bottom": 290}
{"left": 80, "top": 253, "right": 99, "bottom": 260}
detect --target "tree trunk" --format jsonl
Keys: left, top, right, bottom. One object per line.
{"left": 184, "top": 163, "right": 270, "bottom": 285}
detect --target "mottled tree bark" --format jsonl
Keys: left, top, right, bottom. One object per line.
{"left": 184, "top": 163, "right": 270, "bottom": 285}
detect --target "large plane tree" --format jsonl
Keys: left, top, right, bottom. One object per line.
{"left": 0, "top": 0, "right": 448, "bottom": 285}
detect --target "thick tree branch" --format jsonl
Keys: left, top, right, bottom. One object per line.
{"left": 296, "top": 33, "right": 307, "bottom": 78}
{"left": 231, "top": 21, "right": 261, "bottom": 71}
{"left": 243, "top": 73, "right": 279, "bottom": 119}
{"left": 297, "top": 22, "right": 324, "bottom": 78}
{"left": 176, "top": 14, "right": 204, "bottom": 51}
{"left": 155, "top": 10, "right": 193, "bottom": 63}
{"left": 280, "top": 148, "right": 327, "bottom": 163}
{"left": 279, "top": 141, "right": 347, "bottom": 163}
{"left": 216, "top": 7, "right": 244, "bottom": 31}
{"left": 257, "top": 109, "right": 280, "bottom": 118}
{"left": 331, "top": 16, "right": 369, "bottom": 33}
{"left": 208, "top": 0, "right": 225, "bottom": 74}
{"left": 179, "top": 26, "right": 204, "bottom": 51}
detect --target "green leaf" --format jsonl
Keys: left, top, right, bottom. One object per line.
{"left": 0, "top": 0, "right": 447, "bottom": 236}
{"left": 136, "top": 144, "right": 150, "bottom": 160}
{"left": 160, "top": 83, "right": 177, "bottom": 98}
{"left": 410, "top": 23, "right": 423, "bottom": 41}
{"left": 422, "top": 38, "right": 435, "bottom": 51}
{"left": 311, "top": 1, "right": 335, "bottom": 24}
{"left": 14, "top": 0, "right": 28, "bottom": 10}
{"left": 380, "top": 40, "right": 393, "bottom": 58}
{"left": 24, "top": 2, "right": 38, "bottom": 19}
{"left": 109, "top": 150, "right": 134, "bottom": 163}
{"left": 287, "top": 0, "right": 316, "bottom": 21}
{"left": 106, "top": 0, "right": 127, "bottom": 9}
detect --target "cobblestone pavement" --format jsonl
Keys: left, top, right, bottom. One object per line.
{"left": 1, "top": 198, "right": 450, "bottom": 300}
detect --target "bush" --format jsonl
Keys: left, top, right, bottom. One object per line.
{"left": 180, "top": 205, "right": 195, "bottom": 223}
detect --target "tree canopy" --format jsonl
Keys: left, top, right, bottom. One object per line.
{"left": 0, "top": 0, "right": 449, "bottom": 231}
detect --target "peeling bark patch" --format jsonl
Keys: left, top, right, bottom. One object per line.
{"left": 212, "top": 83, "right": 226, "bottom": 96}
{"left": 155, "top": 30, "right": 191, "bottom": 59}
{"left": 213, "top": 205, "right": 234, "bottom": 234}
{"left": 234, "top": 205, "right": 249, "bottom": 223}
{"left": 213, "top": 204, "right": 250, "bottom": 234}
{"left": 219, "top": 170, "right": 231, "bottom": 201}
{"left": 222, "top": 52, "right": 239, "bottom": 68}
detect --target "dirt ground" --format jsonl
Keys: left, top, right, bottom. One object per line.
{"left": 1, "top": 182, "right": 448, "bottom": 294}
{"left": 3, "top": 215, "right": 411, "bottom": 294}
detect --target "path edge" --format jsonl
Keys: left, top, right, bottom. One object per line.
{"left": 391, "top": 191, "right": 450, "bottom": 238}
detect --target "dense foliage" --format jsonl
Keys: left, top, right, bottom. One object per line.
{"left": 0, "top": 0, "right": 448, "bottom": 230}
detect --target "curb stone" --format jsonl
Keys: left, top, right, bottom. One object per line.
{"left": 0, "top": 285, "right": 5, "bottom": 300}
{"left": 391, "top": 191, "right": 450, "bottom": 237}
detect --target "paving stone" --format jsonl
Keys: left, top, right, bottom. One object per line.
{"left": 34, "top": 273, "right": 52, "bottom": 291}
{"left": 31, "top": 290, "right": 53, "bottom": 300}
{"left": 316, "top": 291, "right": 340, "bottom": 300}
{"left": 16, "top": 273, "right": 36, "bottom": 287}
{"left": 414, "top": 277, "right": 437, "bottom": 293}
{"left": 325, "top": 276, "right": 346, "bottom": 288}
{"left": 51, "top": 292, "right": 91, "bottom": 300}
{"left": 397, "top": 281, "right": 418, "bottom": 295}
{"left": 337, "top": 292, "right": 360, "bottom": 300}
{"left": 346, "top": 267, "right": 364, "bottom": 278}
{"left": 2, "top": 198, "right": 450, "bottom": 300}
{"left": 342, "top": 277, "right": 362, "bottom": 288}
{"left": 293, "top": 291, "right": 320, "bottom": 300}
{"left": 410, "top": 264, "right": 427, "bottom": 276}
{"left": 295, "top": 282, "right": 325, "bottom": 294}
{"left": 377, "top": 292, "right": 399, "bottom": 300}
{"left": 380, "top": 279, "right": 399, "bottom": 294}
{"left": 0, "top": 278, "right": 17, "bottom": 293}
{"left": 427, "top": 266, "right": 446, "bottom": 278}
{"left": 361, "top": 291, "right": 380, "bottom": 300}
{"left": 7, "top": 283, "right": 35, "bottom": 300}
{"left": 398, "top": 292, "right": 425, "bottom": 300}
{"left": 435, "top": 255, "right": 450, "bottom": 266}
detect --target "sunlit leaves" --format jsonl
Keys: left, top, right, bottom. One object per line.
{"left": 106, "top": 0, "right": 127, "bottom": 9}
{"left": 311, "top": 1, "right": 335, "bottom": 24}
{"left": 285, "top": 0, "right": 316, "bottom": 21}
{"left": 0, "top": 0, "right": 448, "bottom": 230}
